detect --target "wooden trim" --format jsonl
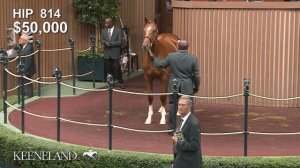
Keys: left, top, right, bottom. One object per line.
{"left": 173, "top": 1, "right": 300, "bottom": 9}
{"left": 173, "top": 4, "right": 300, "bottom": 107}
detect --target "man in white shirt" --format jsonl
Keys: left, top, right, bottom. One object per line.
{"left": 100, "top": 17, "right": 125, "bottom": 89}
{"left": 172, "top": 95, "right": 202, "bottom": 168}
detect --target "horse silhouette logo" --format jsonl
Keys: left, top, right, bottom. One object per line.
{"left": 83, "top": 150, "right": 97, "bottom": 159}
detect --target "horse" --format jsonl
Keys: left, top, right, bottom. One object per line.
{"left": 142, "top": 17, "right": 179, "bottom": 124}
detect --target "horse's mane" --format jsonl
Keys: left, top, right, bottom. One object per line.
{"left": 155, "top": 33, "right": 179, "bottom": 54}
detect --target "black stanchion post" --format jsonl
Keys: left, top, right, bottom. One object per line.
{"left": 68, "top": 37, "right": 76, "bottom": 95}
{"left": 172, "top": 79, "right": 179, "bottom": 161}
{"left": 53, "top": 67, "right": 62, "bottom": 142}
{"left": 172, "top": 79, "right": 179, "bottom": 132}
{"left": 89, "top": 35, "right": 96, "bottom": 88}
{"left": 122, "top": 26, "right": 130, "bottom": 76}
{"left": 15, "top": 45, "right": 22, "bottom": 105}
{"left": 17, "top": 62, "right": 25, "bottom": 134}
{"left": 35, "top": 40, "right": 41, "bottom": 96}
{"left": 107, "top": 74, "right": 113, "bottom": 150}
{"left": 0, "top": 49, "right": 8, "bottom": 124}
{"left": 243, "top": 79, "right": 250, "bottom": 157}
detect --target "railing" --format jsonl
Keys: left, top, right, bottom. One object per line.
{"left": 1, "top": 53, "right": 300, "bottom": 156}
{"left": 2, "top": 36, "right": 135, "bottom": 99}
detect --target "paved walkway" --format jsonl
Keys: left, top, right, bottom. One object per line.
{"left": 34, "top": 70, "right": 144, "bottom": 97}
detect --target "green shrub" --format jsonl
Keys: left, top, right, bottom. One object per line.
{"left": 0, "top": 124, "right": 171, "bottom": 168}
{"left": 203, "top": 157, "right": 300, "bottom": 168}
{"left": 1, "top": 124, "right": 300, "bottom": 168}
{"left": 77, "top": 50, "right": 103, "bottom": 58}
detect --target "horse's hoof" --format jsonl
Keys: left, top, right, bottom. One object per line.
{"left": 145, "top": 118, "right": 152, "bottom": 124}
{"left": 159, "top": 119, "right": 166, "bottom": 124}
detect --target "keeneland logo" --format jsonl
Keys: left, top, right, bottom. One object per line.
{"left": 83, "top": 150, "right": 97, "bottom": 159}
{"left": 13, "top": 151, "right": 77, "bottom": 161}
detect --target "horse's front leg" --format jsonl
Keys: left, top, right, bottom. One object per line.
{"left": 158, "top": 74, "right": 168, "bottom": 124}
{"left": 145, "top": 76, "right": 154, "bottom": 124}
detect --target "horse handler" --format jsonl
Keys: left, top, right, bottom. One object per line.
{"left": 150, "top": 40, "right": 200, "bottom": 131}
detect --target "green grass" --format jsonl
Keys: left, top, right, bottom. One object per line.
{"left": 0, "top": 95, "right": 18, "bottom": 112}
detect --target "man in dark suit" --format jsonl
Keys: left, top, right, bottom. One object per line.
{"left": 151, "top": 40, "right": 200, "bottom": 130}
{"left": 100, "top": 17, "right": 125, "bottom": 89}
{"left": 172, "top": 95, "right": 202, "bottom": 168}
{"left": 19, "top": 33, "right": 36, "bottom": 98}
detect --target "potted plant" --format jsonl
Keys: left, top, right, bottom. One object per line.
{"left": 73, "top": 0, "right": 119, "bottom": 82}
{"left": 73, "top": 0, "right": 119, "bottom": 50}
{"left": 77, "top": 51, "right": 106, "bottom": 82}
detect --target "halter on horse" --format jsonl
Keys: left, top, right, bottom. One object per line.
{"left": 143, "top": 20, "right": 158, "bottom": 56}
{"left": 142, "top": 17, "right": 178, "bottom": 124}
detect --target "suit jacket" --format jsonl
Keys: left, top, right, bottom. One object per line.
{"left": 20, "top": 43, "right": 35, "bottom": 78}
{"left": 174, "top": 113, "right": 202, "bottom": 168}
{"left": 153, "top": 50, "right": 200, "bottom": 94}
{"left": 100, "top": 27, "right": 122, "bottom": 59}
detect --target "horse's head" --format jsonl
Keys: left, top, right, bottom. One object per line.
{"left": 142, "top": 17, "right": 158, "bottom": 51}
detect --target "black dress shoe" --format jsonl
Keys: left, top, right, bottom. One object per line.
{"left": 119, "top": 84, "right": 125, "bottom": 89}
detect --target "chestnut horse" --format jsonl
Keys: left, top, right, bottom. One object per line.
{"left": 142, "top": 18, "right": 179, "bottom": 124}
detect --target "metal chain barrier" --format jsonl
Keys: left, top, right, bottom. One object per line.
{"left": 6, "top": 98, "right": 300, "bottom": 135}
{"left": 6, "top": 100, "right": 174, "bottom": 133}
{"left": 75, "top": 47, "right": 91, "bottom": 53}
{"left": 7, "top": 51, "right": 39, "bottom": 63}
{"left": 23, "top": 75, "right": 56, "bottom": 84}
{"left": 5, "top": 68, "right": 21, "bottom": 78}
{"left": 3, "top": 58, "right": 300, "bottom": 152}
{"left": 178, "top": 92, "right": 244, "bottom": 99}
{"left": 60, "top": 118, "right": 108, "bottom": 127}
{"left": 250, "top": 94, "right": 300, "bottom": 101}
{"left": 8, "top": 57, "right": 19, "bottom": 63}
{"left": 19, "top": 50, "right": 39, "bottom": 58}
{"left": 6, "top": 100, "right": 108, "bottom": 127}
{"left": 113, "top": 88, "right": 172, "bottom": 96}
{"left": 249, "top": 131, "right": 300, "bottom": 135}
{"left": 7, "top": 85, "right": 20, "bottom": 93}
{"left": 7, "top": 99, "right": 300, "bottom": 136}
{"left": 7, "top": 80, "right": 35, "bottom": 93}
{"left": 77, "top": 71, "right": 94, "bottom": 77}
{"left": 201, "top": 132, "right": 244, "bottom": 136}
{"left": 39, "top": 76, "right": 55, "bottom": 80}
{"left": 40, "top": 48, "right": 72, "bottom": 52}
{"left": 60, "top": 82, "right": 108, "bottom": 92}
{"left": 5, "top": 101, "right": 56, "bottom": 119}
{"left": 38, "top": 71, "right": 93, "bottom": 80}
{"left": 4, "top": 91, "right": 300, "bottom": 137}
{"left": 112, "top": 125, "right": 172, "bottom": 133}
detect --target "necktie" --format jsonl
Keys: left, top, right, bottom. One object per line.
{"left": 177, "top": 119, "right": 184, "bottom": 131}
{"left": 108, "top": 29, "right": 112, "bottom": 41}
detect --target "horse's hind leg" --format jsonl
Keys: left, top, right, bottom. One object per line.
{"left": 158, "top": 75, "right": 168, "bottom": 124}
{"left": 145, "top": 76, "right": 154, "bottom": 124}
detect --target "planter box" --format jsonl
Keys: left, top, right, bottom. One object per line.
{"left": 77, "top": 56, "right": 105, "bottom": 82}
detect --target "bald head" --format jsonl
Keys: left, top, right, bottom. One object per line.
{"left": 19, "top": 33, "right": 29, "bottom": 46}
{"left": 178, "top": 40, "right": 189, "bottom": 50}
